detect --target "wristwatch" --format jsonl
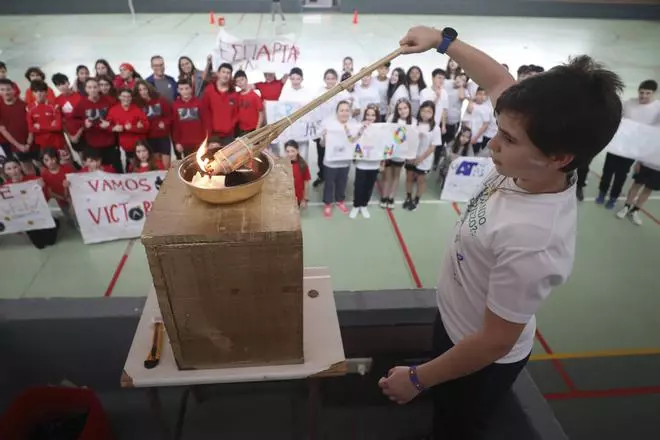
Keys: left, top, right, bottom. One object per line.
{"left": 436, "top": 27, "right": 458, "bottom": 54}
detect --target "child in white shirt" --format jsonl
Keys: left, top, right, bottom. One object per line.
{"left": 387, "top": 67, "right": 409, "bottom": 119}
{"left": 403, "top": 101, "right": 442, "bottom": 210}
{"left": 350, "top": 104, "right": 382, "bottom": 219}
{"left": 380, "top": 98, "right": 416, "bottom": 209}
{"left": 465, "top": 87, "right": 494, "bottom": 154}
{"left": 375, "top": 62, "right": 391, "bottom": 121}
{"left": 354, "top": 75, "right": 381, "bottom": 121}
{"left": 406, "top": 65, "right": 426, "bottom": 115}
{"left": 420, "top": 68, "right": 450, "bottom": 169}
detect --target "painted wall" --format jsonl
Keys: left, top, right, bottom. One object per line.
{"left": 0, "top": 0, "right": 658, "bottom": 19}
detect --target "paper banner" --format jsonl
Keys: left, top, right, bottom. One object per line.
{"left": 213, "top": 28, "right": 300, "bottom": 74}
{"left": 0, "top": 182, "right": 55, "bottom": 234}
{"left": 68, "top": 171, "right": 167, "bottom": 244}
{"left": 324, "top": 123, "right": 420, "bottom": 162}
{"left": 441, "top": 157, "right": 495, "bottom": 203}
{"left": 265, "top": 101, "right": 321, "bottom": 143}
{"left": 605, "top": 118, "right": 660, "bottom": 168}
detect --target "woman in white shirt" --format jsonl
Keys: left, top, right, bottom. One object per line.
{"left": 406, "top": 66, "right": 427, "bottom": 116}
{"left": 381, "top": 98, "right": 416, "bottom": 209}
{"left": 320, "top": 100, "right": 358, "bottom": 218}
{"left": 387, "top": 68, "right": 409, "bottom": 119}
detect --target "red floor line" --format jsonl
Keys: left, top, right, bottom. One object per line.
{"left": 104, "top": 239, "right": 135, "bottom": 297}
{"left": 535, "top": 330, "right": 578, "bottom": 392}
{"left": 588, "top": 169, "right": 660, "bottom": 226}
{"left": 386, "top": 209, "right": 424, "bottom": 289}
{"left": 544, "top": 386, "right": 660, "bottom": 401}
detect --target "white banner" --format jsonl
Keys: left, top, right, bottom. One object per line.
{"left": 605, "top": 118, "right": 660, "bottom": 168}
{"left": 265, "top": 101, "right": 321, "bottom": 143}
{"left": 441, "top": 157, "right": 495, "bottom": 203}
{"left": 213, "top": 28, "right": 300, "bottom": 74}
{"left": 68, "top": 171, "right": 167, "bottom": 244}
{"left": 0, "top": 182, "right": 55, "bottom": 234}
{"left": 324, "top": 123, "right": 420, "bottom": 162}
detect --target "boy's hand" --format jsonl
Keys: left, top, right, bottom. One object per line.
{"left": 137, "top": 121, "right": 144, "bottom": 129}
{"left": 100, "top": 120, "right": 110, "bottom": 129}
{"left": 113, "top": 125, "right": 124, "bottom": 132}
{"left": 471, "top": 137, "right": 478, "bottom": 145}
{"left": 158, "top": 121, "right": 165, "bottom": 129}
{"left": 18, "top": 144, "right": 30, "bottom": 153}
{"left": 300, "top": 200, "right": 308, "bottom": 209}
{"left": 378, "top": 366, "right": 421, "bottom": 405}
{"left": 33, "top": 123, "right": 40, "bottom": 130}
{"left": 84, "top": 119, "right": 93, "bottom": 128}
{"left": 634, "top": 162, "right": 641, "bottom": 173}
{"left": 125, "top": 122, "right": 132, "bottom": 130}
{"left": 399, "top": 26, "right": 443, "bottom": 54}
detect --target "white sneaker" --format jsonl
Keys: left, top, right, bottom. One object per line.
{"left": 360, "top": 207, "right": 371, "bottom": 219}
{"left": 631, "top": 210, "right": 643, "bottom": 226}
{"left": 349, "top": 207, "right": 359, "bottom": 219}
{"left": 615, "top": 205, "right": 630, "bottom": 219}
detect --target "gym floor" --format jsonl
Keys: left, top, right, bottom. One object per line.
{"left": 1, "top": 12, "right": 659, "bottom": 439}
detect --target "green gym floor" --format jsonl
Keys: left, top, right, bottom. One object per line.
{"left": 1, "top": 12, "right": 659, "bottom": 439}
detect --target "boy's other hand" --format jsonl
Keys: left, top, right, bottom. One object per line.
{"left": 399, "top": 26, "right": 443, "bottom": 54}
{"left": 84, "top": 119, "right": 93, "bottom": 128}
{"left": 33, "top": 123, "right": 40, "bottom": 130}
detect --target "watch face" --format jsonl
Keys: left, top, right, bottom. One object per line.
{"left": 444, "top": 27, "right": 458, "bottom": 40}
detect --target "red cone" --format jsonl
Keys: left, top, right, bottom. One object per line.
{"left": 352, "top": 9, "right": 358, "bottom": 25}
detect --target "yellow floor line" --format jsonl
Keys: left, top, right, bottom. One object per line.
{"left": 530, "top": 347, "right": 660, "bottom": 361}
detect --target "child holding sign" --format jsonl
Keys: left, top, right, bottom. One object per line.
{"left": 39, "top": 148, "right": 77, "bottom": 226}
{"left": 351, "top": 104, "right": 382, "bottom": 219}
{"left": 381, "top": 98, "right": 416, "bottom": 209}
{"left": 129, "top": 142, "right": 165, "bottom": 173}
{"left": 403, "top": 101, "right": 441, "bottom": 211}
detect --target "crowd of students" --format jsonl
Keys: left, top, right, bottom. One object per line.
{"left": 0, "top": 53, "right": 658, "bottom": 249}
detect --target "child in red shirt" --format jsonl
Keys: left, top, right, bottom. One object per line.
{"left": 108, "top": 89, "right": 150, "bottom": 171}
{"left": 52, "top": 73, "right": 84, "bottom": 152}
{"left": 24, "top": 67, "right": 56, "bottom": 105}
{"left": 135, "top": 80, "right": 173, "bottom": 168}
{"left": 172, "top": 79, "right": 206, "bottom": 159}
{"left": 114, "top": 63, "right": 140, "bottom": 91}
{"left": 0, "top": 78, "right": 35, "bottom": 175}
{"left": 40, "top": 148, "right": 77, "bottom": 227}
{"left": 97, "top": 75, "right": 118, "bottom": 105}
{"left": 285, "top": 140, "right": 310, "bottom": 208}
{"left": 79, "top": 148, "right": 115, "bottom": 173}
{"left": 233, "top": 70, "right": 264, "bottom": 136}
{"left": 27, "top": 80, "right": 66, "bottom": 152}
{"left": 129, "top": 142, "right": 165, "bottom": 173}
{"left": 253, "top": 72, "right": 288, "bottom": 101}
{"left": 201, "top": 63, "right": 238, "bottom": 144}
{"left": 0, "top": 62, "right": 21, "bottom": 100}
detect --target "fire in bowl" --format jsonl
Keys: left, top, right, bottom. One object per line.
{"left": 178, "top": 148, "right": 273, "bottom": 205}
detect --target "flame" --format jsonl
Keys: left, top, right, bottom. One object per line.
{"left": 196, "top": 138, "right": 209, "bottom": 173}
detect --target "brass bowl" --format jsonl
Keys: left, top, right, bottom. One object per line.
{"left": 178, "top": 149, "right": 273, "bottom": 205}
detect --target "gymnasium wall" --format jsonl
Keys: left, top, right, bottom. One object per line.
{"left": 0, "top": 0, "right": 659, "bottom": 19}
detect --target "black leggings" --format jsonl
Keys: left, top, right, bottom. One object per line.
{"left": 431, "top": 313, "right": 529, "bottom": 440}
{"left": 315, "top": 139, "right": 324, "bottom": 180}
{"left": 598, "top": 152, "right": 635, "bottom": 199}
{"left": 353, "top": 168, "right": 379, "bottom": 207}
{"left": 26, "top": 218, "right": 60, "bottom": 249}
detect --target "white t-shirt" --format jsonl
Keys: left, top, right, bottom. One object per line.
{"left": 279, "top": 85, "right": 312, "bottom": 104}
{"left": 416, "top": 122, "right": 442, "bottom": 171}
{"left": 419, "top": 87, "right": 449, "bottom": 126}
{"left": 466, "top": 80, "right": 479, "bottom": 101}
{"left": 321, "top": 117, "right": 356, "bottom": 168}
{"left": 386, "top": 115, "right": 417, "bottom": 163}
{"left": 445, "top": 85, "right": 464, "bottom": 125}
{"left": 437, "top": 171, "right": 577, "bottom": 363}
{"left": 623, "top": 98, "right": 660, "bottom": 126}
{"left": 484, "top": 101, "right": 498, "bottom": 139}
{"left": 389, "top": 84, "right": 410, "bottom": 115}
{"left": 470, "top": 102, "right": 494, "bottom": 142}
{"left": 354, "top": 82, "right": 381, "bottom": 117}
{"left": 374, "top": 77, "right": 389, "bottom": 117}
{"left": 312, "top": 88, "right": 351, "bottom": 139}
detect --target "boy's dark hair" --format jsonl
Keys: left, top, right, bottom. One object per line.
{"left": 233, "top": 70, "right": 247, "bottom": 80}
{"left": 0, "top": 61, "right": 6, "bottom": 70}
{"left": 323, "top": 68, "right": 338, "bottom": 79}
{"left": 495, "top": 55, "right": 623, "bottom": 172}
{"left": 0, "top": 78, "right": 13, "bottom": 87}
{"left": 476, "top": 86, "right": 486, "bottom": 93}
{"left": 30, "top": 80, "right": 48, "bottom": 93}
{"left": 639, "top": 80, "right": 658, "bottom": 92}
{"left": 41, "top": 147, "right": 60, "bottom": 164}
{"left": 432, "top": 68, "right": 446, "bottom": 79}
{"left": 177, "top": 79, "right": 192, "bottom": 87}
{"left": 517, "top": 65, "right": 532, "bottom": 76}
{"left": 24, "top": 67, "right": 45, "bottom": 82}
{"left": 290, "top": 67, "right": 303, "bottom": 78}
{"left": 51, "top": 73, "right": 69, "bottom": 86}
{"left": 218, "top": 62, "right": 233, "bottom": 73}
{"left": 150, "top": 55, "right": 164, "bottom": 63}
{"left": 83, "top": 148, "right": 101, "bottom": 161}
{"left": 341, "top": 72, "right": 351, "bottom": 82}
{"left": 117, "top": 87, "right": 132, "bottom": 95}
{"left": 343, "top": 56, "right": 353, "bottom": 62}
{"left": 529, "top": 64, "right": 545, "bottom": 74}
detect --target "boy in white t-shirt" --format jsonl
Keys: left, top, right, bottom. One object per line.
{"left": 466, "top": 87, "right": 494, "bottom": 154}
{"left": 374, "top": 62, "right": 391, "bottom": 121}
{"left": 380, "top": 25, "right": 623, "bottom": 439}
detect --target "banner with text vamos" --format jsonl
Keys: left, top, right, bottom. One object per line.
{"left": 68, "top": 171, "right": 167, "bottom": 244}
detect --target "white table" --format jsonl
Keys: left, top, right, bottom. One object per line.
{"left": 121, "top": 267, "right": 346, "bottom": 439}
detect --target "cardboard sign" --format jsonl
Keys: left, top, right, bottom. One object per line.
{"left": 605, "top": 118, "right": 660, "bottom": 168}
{"left": 324, "top": 123, "right": 420, "bottom": 162}
{"left": 0, "top": 181, "right": 55, "bottom": 234}
{"left": 213, "top": 28, "right": 300, "bottom": 74}
{"left": 68, "top": 171, "right": 167, "bottom": 244}
{"left": 441, "top": 157, "right": 495, "bottom": 203}
{"left": 265, "top": 101, "right": 321, "bottom": 143}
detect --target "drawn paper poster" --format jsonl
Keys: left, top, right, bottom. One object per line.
{"left": 68, "top": 171, "right": 167, "bottom": 244}
{"left": 0, "top": 182, "right": 55, "bottom": 234}
{"left": 441, "top": 157, "right": 495, "bottom": 203}
{"left": 213, "top": 28, "right": 300, "bottom": 74}
{"left": 324, "top": 123, "right": 419, "bottom": 162}
{"left": 265, "top": 101, "right": 320, "bottom": 143}
{"left": 605, "top": 118, "right": 660, "bottom": 168}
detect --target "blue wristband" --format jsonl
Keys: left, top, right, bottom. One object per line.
{"left": 408, "top": 366, "right": 425, "bottom": 392}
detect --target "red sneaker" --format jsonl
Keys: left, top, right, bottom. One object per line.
{"left": 336, "top": 201, "right": 349, "bottom": 214}
{"left": 323, "top": 204, "right": 333, "bottom": 218}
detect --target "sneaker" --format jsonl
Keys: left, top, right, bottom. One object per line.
{"left": 312, "top": 178, "right": 323, "bottom": 188}
{"left": 595, "top": 192, "right": 606, "bottom": 205}
{"left": 403, "top": 197, "right": 413, "bottom": 210}
{"left": 605, "top": 198, "right": 617, "bottom": 210}
{"left": 349, "top": 207, "right": 359, "bottom": 219}
{"left": 410, "top": 198, "right": 419, "bottom": 211}
{"left": 323, "top": 204, "right": 332, "bottom": 218}
{"left": 387, "top": 198, "right": 395, "bottom": 210}
{"left": 360, "top": 207, "right": 371, "bottom": 219}
{"left": 379, "top": 198, "right": 388, "bottom": 209}
{"left": 336, "top": 201, "right": 349, "bottom": 214}
{"left": 615, "top": 205, "right": 630, "bottom": 219}
{"left": 576, "top": 187, "right": 584, "bottom": 202}
{"left": 631, "top": 210, "right": 643, "bottom": 226}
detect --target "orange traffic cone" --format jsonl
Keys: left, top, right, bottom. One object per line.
{"left": 218, "top": 16, "right": 225, "bottom": 26}
{"left": 209, "top": 11, "right": 216, "bottom": 25}
{"left": 352, "top": 9, "right": 358, "bottom": 25}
